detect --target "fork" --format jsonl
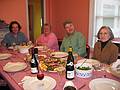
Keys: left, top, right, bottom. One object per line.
{"left": 78, "top": 84, "right": 86, "bottom": 90}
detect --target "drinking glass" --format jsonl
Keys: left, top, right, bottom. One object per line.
{"left": 92, "top": 63, "right": 107, "bottom": 78}
{"left": 92, "top": 63, "right": 102, "bottom": 71}
{"left": 12, "top": 42, "right": 16, "bottom": 51}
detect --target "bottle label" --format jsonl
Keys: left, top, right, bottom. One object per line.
{"left": 31, "top": 58, "right": 35, "bottom": 63}
{"left": 31, "top": 67, "right": 38, "bottom": 73}
{"left": 67, "top": 71, "right": 74, "bottom": 79}
{"left": 67, "top": 62, "right": 73, "bottom": 66}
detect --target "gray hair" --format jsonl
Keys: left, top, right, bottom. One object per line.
{"left": 63, "top": 20, "right": 72, "bottom": 28}
{"left": 97, "top": 26, "right": 114, "bottom": 40}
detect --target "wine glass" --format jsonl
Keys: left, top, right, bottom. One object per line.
{"left": 12, "top": 42, "right": 16, "bottom": 51}
{"left": 37, "top": 67, "right": 45, "bottom": 80}
{"left": 92, "top": 63, "right": 102, "bottom": 71}
{"left": 56, "top": 66, "right": 65, "bottom": 80}
{"left": 92, "top": 63, "right": 107, "bottom": 78}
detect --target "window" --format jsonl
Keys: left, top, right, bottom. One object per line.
{"left": 89, "top": 0, "right": 120, "bottom": 47}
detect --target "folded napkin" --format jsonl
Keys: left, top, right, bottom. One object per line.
{"left": 112, "top": 59, "right": 120, "bottom": 72}
{"left": 21, "top": 76, "right": 32, "bottom": 82}
{"left": 22, "top": 76, "right": 45, "bottom": 90}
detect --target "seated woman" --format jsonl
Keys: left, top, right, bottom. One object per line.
{"left": 2, "top": 21, "right": 28, "bottom": 47}
{"left": 93, "top": 26, "right": 118, "bottom": 65}
{"left": 60, "top": 20, "right": 86, "bottom": 57}
{"left": 36, "top": 23, "right": 59, "bottom": 51}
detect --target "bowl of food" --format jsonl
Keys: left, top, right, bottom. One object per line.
{"left": 18, "top": 46, "right": 31, "bottom": 54}
{"left": 75, "top": 63, "right": 93, "bottom": 78}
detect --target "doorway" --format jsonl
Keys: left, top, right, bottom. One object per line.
{"left": 28, "top": 0, "right": 44, "bottom": 43}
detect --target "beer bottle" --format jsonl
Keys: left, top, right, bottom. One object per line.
{"left": 66, "top": 46, "right": 74, "bottom": 80}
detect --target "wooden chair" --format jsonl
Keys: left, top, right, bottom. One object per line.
{"left": 113, "top": 43, "right": 120, "bottom": 59}
{"left": 85, "top": 44, "right": 90, "bottom": 59}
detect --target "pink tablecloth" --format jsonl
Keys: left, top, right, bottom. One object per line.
{"left": 0, "top": 47, "right": 120, "bottom": 90}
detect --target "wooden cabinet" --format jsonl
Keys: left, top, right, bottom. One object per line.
{"left": 0, "top": 29, "right": 9, "bottom": 42}
{"left": 0, "top": 20, "right": 9, "bottom": 43}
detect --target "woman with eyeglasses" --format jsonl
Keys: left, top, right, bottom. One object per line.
{"left": 93, "top": 26, "right": 118, "bottom": 64}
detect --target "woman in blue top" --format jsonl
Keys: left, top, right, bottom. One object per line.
{"left": 2, "top": 21, "right": 28, "bottom": 47}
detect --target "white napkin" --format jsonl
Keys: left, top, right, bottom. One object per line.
{"left": 112, "top": 59, "right": 120, "bottom": 71}
{"left": 21, "top": 76, "right": 32, "bottom": 82}
{"left": 63, "top": 81, "right": 76, "bottom": 90}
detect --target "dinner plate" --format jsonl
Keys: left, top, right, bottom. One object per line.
{"left": 0, "top": 53, "right": 12, "bottom": 60}
{"left": 8, "top": 46, "right": 14, "bottom": 50}
{"left": 50, "top": 51, "right": 68, "bottom": 58}
{"left": 23, "top": 76, "right": 56, "bottom": 90}
{"left": 77, "top": 59, "right": 100, "bottom": 65}
{"left": 89, "top": 78, "right": 120, "bottom": 90}
{"left": 35, "top": 46, "right": 45, "bottom": 51}
{"left": 3, "top": 62, "right": 27, "bottom": 72}
{"left": 8, "top": 45, "right": 19, "bottom": 50}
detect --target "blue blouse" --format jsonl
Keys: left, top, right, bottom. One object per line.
{"left": 2, "top": 31, "right": 28, "bottom": 47}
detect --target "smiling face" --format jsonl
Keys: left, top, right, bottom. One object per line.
{"left": 64, "top": 23, "right": 75, "bottom": 35}
{"left": 43, "top": 25, "right": 51, "bottom": 36}
{"left": 11, "top": 23, "right": 19, "bottom": 34}
{"left": 99, "top": 28, "right": 110, "bottom": 42}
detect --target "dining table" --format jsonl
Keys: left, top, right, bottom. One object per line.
{"left": 0, "top": 46, "right": 120, "bottom": 90}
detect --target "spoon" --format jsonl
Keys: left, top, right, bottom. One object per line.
{"left": 79, "top": 59, "right": 87, "bottom": 68}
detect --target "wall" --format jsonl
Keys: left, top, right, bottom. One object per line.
{"left": 0, "top": 0, "right": 28, "bottom": 38}
{"left": 45, "top": 0, "right": 89, "bottom": 42}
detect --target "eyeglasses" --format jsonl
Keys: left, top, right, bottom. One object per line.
{"left": 99, "top": 32, "right": 108, "bottom": 35}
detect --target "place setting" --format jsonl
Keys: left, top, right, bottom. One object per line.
{"left": 21, "top": 74, "right": 56, "bottom": 90}
{"left": 3, "top": 62, "right": 27, "bottom": 73}
{"left": 0, "top": 53, "right": 12, "bottom": 60}
{"left": 107, "top": 59, "right": 120, "bottom": 78}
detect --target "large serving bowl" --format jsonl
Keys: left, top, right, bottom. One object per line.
{"left": 75, "top": 63, "right": 93, "bottom": 78}
{"left": 18, "top": 46, "right": 31, "bottom": 54}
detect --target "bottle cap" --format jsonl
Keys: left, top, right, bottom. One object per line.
{"left": 68, "top": 46, "right": 73, "bottom": 52}
{"left": 34, "top": 48, "right": 38, "bottom": 54}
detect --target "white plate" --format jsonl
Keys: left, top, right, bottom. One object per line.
{"left": 8, "top": 45, "right": 19, "bottom": 50}
{"left": 77, "top": 59, "right": 100, "bottom": 65}
{"left": 50, "top": 52, "right": 68, "bottom": 58}
{"left": 89, "top": 78, "right": 120, "bottom": 90}
{"left": 3, "top": 62, "right": 27, "bottom": 72}
{"left": 35, "top": 46, "right": 45, "bottom": 51}
{"left": 0, "top": 53, "right": 12, "bottom": 60}
{"left": 23, "top": 76, "right": 56, "bottom": 90}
